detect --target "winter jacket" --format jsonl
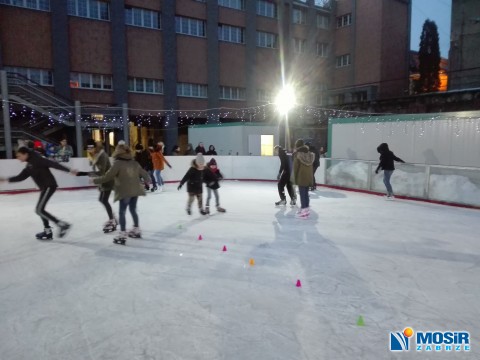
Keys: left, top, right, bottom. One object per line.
{"left": 179, "top": 160, "right": 204, "bottom": 194}
{"left": 91, "top": 149, "right": 114, "bottom": 191}
{"left": 309, "top": 145, "right": 320, "bottom": 168}
{"left": 195, "top": 145, "right": 206, "bottom": 155}
{"left": 277, "top": 147, "right": 291, "bottom": 178}
{"left": 56, "top": 145, "right": 73, "bottom": 162}
{"left": 184, "top": 144, "right": 195, "bottom": 155}
{"left": 377, "top": 143, "right": 405, "bottom": 171}
{"left": 151, "top": 151, "right": 170, "bottom": 171}
{"left": 205, "top": 167, "right": 223, "bottom": 190}
{"left": 93, "top": 149, "right": 150, "bottom": 202}
{"left": 292, "top": 146, "right": 315, "bottom": 187}
{"left": 135, "top": 150, "right": 153, "bottom": 171}
{"left": 8, "top": 150, "right": 70, "bottom": 190}
{"left": 206, "top": 146, "right": 217, "bottom": 155}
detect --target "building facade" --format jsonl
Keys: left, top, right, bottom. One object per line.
{"left": 449, "top": 0, "right": 480, "bottom": 90}
{"left": 0, "top": 0, "right": 411, "bottom": 151}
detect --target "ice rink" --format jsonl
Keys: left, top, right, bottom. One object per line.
{"left": 0, "top": 181, "right": 478, "bottom": 360}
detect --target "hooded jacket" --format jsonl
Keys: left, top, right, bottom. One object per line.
{"left": 93, "top": 147, "right": 150, "bottom": 202}
{"left": 206, "top": 145, "right": 217, "bottom": 155}
{"left": 8, "top": 149, "right": 70, "bottom": 189}
{"left": 90, "top": 148, "right": 114, "bottom": 191}
{"left": 376, "top": 143, "right": 404, "bottom": 171}
{"left": 179, "top": 160, "right": 205, "bottom": 193}
{"left": 292, "top": 145, "right": 315, "bottom": 187}
{"left": 205, "top": 159, "right": 223, "bottom": 190}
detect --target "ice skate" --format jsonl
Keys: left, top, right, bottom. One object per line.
{"left": 290, "top": 198, "right": 297, "bottom": 206}
{"left": 200, "top": 209, "right": 208, "bottom": 215}
{"left": 275, "top": 199, "right": 287, "bottom": 206}
{"left": 57, "top": 221, "right": 71, "bottom": 238}
{"left": 205, "top": 206, "right": 210, "bottom": 215}
{"left": 36, "top": 227, "right": 53, "bottom": 240}
{"left": 113, "top": 231, "right": 127, "bottom": 245}
{"left": 385, "top": 195, "right": 395, "bottom": 201}
{"left": 186, "top": 208, "right": 191, "bottom": 215}
{"left": 103, "top": 219, "right": 117, "bottom": 233}
{"left": 128, "top": 227, "right": 142, "bottom": 239}
{"left": 216, "top": 206, "right": 226, "bottom": 213}
{"left": 295, "top": 208, "right": 310, "bottom": 219}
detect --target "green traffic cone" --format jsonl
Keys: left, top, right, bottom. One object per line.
{"left": 356, "top": 316, "right": 365, "bottom": 326}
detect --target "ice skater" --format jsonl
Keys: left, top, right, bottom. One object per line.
{"left": 177, "top": 154, "right": 207, "bottom": 215}
{"left": 82, "top": 139, "right": 117, "bottom": 233}
{"left": 204, "top": 158, "right": 226, "bottom": 214}
{"left": 292, "top": 139, "right": 315, "bottom": 218}
{"left": 274, "top": 145, "right": 296, "bottom": 206}
{"left": 135, "top": 143, "right": 157, "bottom": 192}
{"left": 152, "top": 142, "right": 172, "bottom": 191}
{"left": 0, "top": 147, "right": 75, "bottom": 239}
{"left": 375, "top": 143, "right": 405, "bottom": 200}
{"left": 92, "top": 141, "right": 151, "bottom": 245}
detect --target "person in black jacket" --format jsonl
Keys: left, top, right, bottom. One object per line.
{"left": 195, "top": 142, "right": 206, "bottom": 155}
{"left": 206, "top": 145, "right": 217, "bottom": 155}
{"left": 274, "top": 145, "right": 296, "bottom": 206}
{"left": 204, "top": 158, "right": 226, "bottom": 214}
{"left": 135, "top": 143, "right": 157, "bottom": 191}
{"left": 375, "top": 143, "right": 405, "bottom": 199}
{"left": 177, "top": 154, "right": 207, "bottom": 215}
{"left": 306, "top": 142, "right": 320, "bottom": 191}
{"left": 0, "top": 147, "right": 76, "bottom": 239}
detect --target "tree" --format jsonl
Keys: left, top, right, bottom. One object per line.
{"left": 416, "top": 20, "right": 441, "bottom": 93}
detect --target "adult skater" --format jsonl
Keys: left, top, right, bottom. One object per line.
{"left": 274, "top": 145, "right": 296, "bottom": 206}
{"left": 93, "top": 141, "right": 151, "bottom": 245}
{"left": 152, "top": 142, "right": 172, "bottom": 191}
{"left": 0, "top": 147, "right": 76, "bottom": 239}
{"left": 375, "top": 143, "right": 405, "bottom": 200}
{"left": 84, "top": 139, "right": 116, "bottom": 233}
{"left": 292, "top": 139, "right": 315, "bottom": 218}
{"left": 135, "top": 143, "right": 157, "bottom": 192}
{"left": 306, "top": 142, "right": 320, "bottom": 191}
{"left": 178, "top": 154, "right": 208, "bottom": 215}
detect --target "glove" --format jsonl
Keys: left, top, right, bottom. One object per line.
{"left": 375, "top": 170, "right": 379, "bottom": 174}
{"left": 168, "top": 164, "right": 172, "bottom": 169}
{"left": 177, "top": 185, "right": 182, "bottom": 191}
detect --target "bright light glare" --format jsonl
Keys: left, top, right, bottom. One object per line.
{"left": 275, "top": 86, "right": 296, "bottom": 115}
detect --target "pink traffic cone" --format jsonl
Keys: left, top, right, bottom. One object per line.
{"left": 296, "top": 279, "right": 302, "bottom": 287}
{"left": 222, "top": 245, "right": 227, "bottom": 252}
{"left": 198, "top": 235, "right": 202, "bottom": 240}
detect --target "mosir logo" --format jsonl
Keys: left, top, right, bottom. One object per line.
{"left": 390, "top": 327, "right": 471, "bottom": 352}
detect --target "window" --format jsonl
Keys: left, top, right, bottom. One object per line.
{"left": 292, "top": 8, "right": 306, "bottom": 24}
{"left": 128, "top": 77, "right": 164, "bottom": 94}
{"left": 0, "top": 0, "right": 49, "bottom": 10}
{"left": 316, "top": 42, "right": 328, "bottom": 57}
{"left": 336, "top": 13, "right": 352, "bottom": 28}
{"left": 175, "top": 16, "right": 206, "bottom": 37}
{"left": 218, "top": 24, "right": 244, "bottom": 44}
{"left": 352, "top": 91, "right": 367, "bottom": 102}
{"left": 256, "top": 31, "right": 277, "bottom": 48}
{"left": 316, "top": 13, "right": 329, "bottom": 29}
{"left": 67, "top": 0, "right": 110, "bottom": 20}
{"left": 219, "top": 86, "right": 246, "bottom": 100}
{"left": 256, "top": 0, "right": 276, "bottom": 18}
{"left": 293, "top": 38, "right": 306, "bottom": 54}
{"left": 336, "top": 54, "right": 351, "bottom": 67}
{"left": 177, "top": 83, "right": 207, "bottom": 98}
{"left": 315, "top": 0, "right": 331, "bottom": 7}
{"left": 70, "top": 73, "right": 113, "bottom": 90}
{"left": 125, "top": 7, "right": 161, "bottom": 29}
{"left": 5, "top": 67, "right": 53, "bottom": 86}
{"left": 257, "top": 89, "right": 272, "bottom": 102}
{"left": 260, "top": 135, "right": 274, "bottom": 156}
{"left": 218, "top": 0, "right": 244, "bottom": 11}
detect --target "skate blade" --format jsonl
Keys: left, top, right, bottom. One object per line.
{"left": 113, "top": 239, "right": 126, "bottom": 245}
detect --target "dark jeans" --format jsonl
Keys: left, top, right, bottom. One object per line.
{"left": 383, "top": 170, "right": 394, "bottom": 195}
{"left": 119, "top": 197, "right": 139, "bottom": 231}
{"left": 99, "top": 190, "right": 114, "bottom": 219}
{"left": 148, "top": 169, "right": 157, "bottom": 188}
{"left": 36, "top": 187, "right": 59, "bottom": 227}
{"left": 312, "top": 165, "right": 319, "bottom": 189}
{"left": 298, "top": 186, "right": 310, "bottom": 209}
{"left": 278, "top": 173, "right": 295, "bottom": 200}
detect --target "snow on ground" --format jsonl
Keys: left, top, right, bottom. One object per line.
{"left": 0, "top": 181, "right": 479, "bottom": 360}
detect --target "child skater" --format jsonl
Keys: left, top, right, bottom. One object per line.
{"left": 205, "top": 158, "right": 226, "bottom": 214}
{"left": 177, "top": 154, "right": 207, "bottom": 215}
{"left": 151, "top": 141, "right": 172, "bottom": 191}
{"left": 0, "top": 147, "right": 76, "bottom": 239}
{"left": 375, "top": 143, "right": 405, "bottom": 200}
{"left": 92, "top": 141, "right": 151, "bottom": 245}
{"left": 84, "top": 139, "right": 117, "bottom": 233}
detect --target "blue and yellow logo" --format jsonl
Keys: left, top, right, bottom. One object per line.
{"left": 389, "top": 327, "right": 471, "bottom": 352}
{"left": 390, "top": 327, "right": 414, "bottom": 351}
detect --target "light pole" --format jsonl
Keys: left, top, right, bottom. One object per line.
{"left": 275, "top": 85, "right": 296, "bottom": 151}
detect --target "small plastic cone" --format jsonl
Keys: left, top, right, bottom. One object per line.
{"left": 249, "top": 258, "right": 255, "bottom": 266}
{"left": 356, "top": 316, "right": 365, "bottom": 326}
{"left": 178, "top": 224, "right": 182, "bottom": 229}
{"left": 198, "top": 235, "right": 202, "bottom": 240}
{"left": 296, "top": 279, "right": 302, "bottom": 287}
{"left": 222, "top": 245, "right": 227, "bottom": 252}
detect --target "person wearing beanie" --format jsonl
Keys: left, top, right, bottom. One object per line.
{"left": 274, "top": 145, "right": 296, "bottom": 206}
{"left": 151, "top": 141, "right": 172, "bottom": 192}
{"left": 292, "top": 139, "right": 315, "bottom": 218}
{"left": 81, "top": 139, "right": 117, "bottom": 232}
{"left": 204, "top": 158, "right": 226, "bottom": 214}
{"left": 177, "top": 153, "right": 208, "bottom": 215}
{"left": 93, "top": 142, "right": 151, "bottom": 244}
{"left": 375, "top": 143, "right": 405, "bottom": 200}
{"left": 135, "top": 143, "right": 157, "bottom": 192}
{"left": 171, "top": 145, "right": 181, "bottom": 155}
{"left": 0, "top": 147, "right": 76, "bottom": 239}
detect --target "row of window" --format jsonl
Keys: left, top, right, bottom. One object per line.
{"left": 67, "top": 0, "right": 109, "bottom": 21}
{"left": 0, "top": 0, "right": 49, "bottom": 11}
{"left": 5, "top": 67, "right": 53, "bottom": 86}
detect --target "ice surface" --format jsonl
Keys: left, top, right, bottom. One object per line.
{"left": 0, "top": 182, "right": 479, "bottom": 360}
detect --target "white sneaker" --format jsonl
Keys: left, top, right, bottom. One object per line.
{"left": 385, "top": 195, "right": 395, "bottom": 201}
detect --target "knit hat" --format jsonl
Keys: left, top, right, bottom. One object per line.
{"left": 86, "top": 138, "right": 96, "bottom": 149}
{"left": 294, "top": 139, "right": 304, "bottom": 149}
{"left": 208, "top": 158, "right": 217, "bottom": 166}
{"left": 196, "top": 153, "right": 205, "bottom": 166}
